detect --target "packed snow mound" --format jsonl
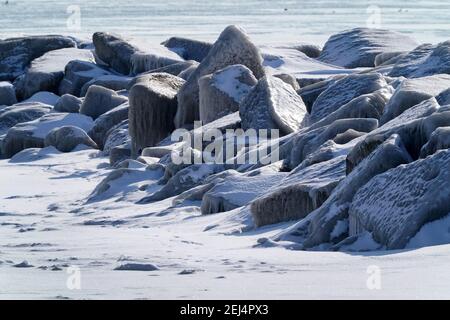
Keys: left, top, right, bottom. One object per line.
{"left": 199, "top": 64, "right": 257, "bottom": 124}
{"left": 2, "top": 112, "right": 94, "bottom": 158}
{"left": 0, "top": 35, "right": 76, "bottom": 82}
{"left": 310, "top": 73, "right": 387, "bottom": 123}
{"left": 44, "top": 125, "right": 98, "bottom": 152}
{"left": 14, "top": 48, "right": 94, "bottom": 100}
{"left": 0, "top": 81, "right": 17, "bottom": 106}
{"left": 162, "top": 37, "right": 213, "bottom": 62}
{"left": 389, "top": 41, "right": 450, "bottom": 78}
{"left": 318, "top": 28, "right": 418, "bottom": 68}
{"left": 349, "top": 149, "right": 450, "bottom": 249}
{"left": 175, "top": 25, "right": 265, "bottom": 128}
{"left": 240, "top": 76, "right": 308, "bottom": 135}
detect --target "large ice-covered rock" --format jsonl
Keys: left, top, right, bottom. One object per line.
{"left": 274, "top": 134, "right": 413, "bottom": 249}
{"left": 80, "top": 75, "right": 132, "bottom": 97}
{"left": 80, "top": 85, "right": 128, "bottom": 120}
{"left": 103, "top": 120, "right": 132, "bottom": 166}
{"left": 0, "top": 81, "right": 17, "bottom": 106}
{"left": 129, "top": 73, "right": 185, "bottom": 156}
{"left": 199, "top": 64, "right": 257, "bottom": 124}
{"left": 0, "top": 102, "right": 51, "bottom": 135}
{"left": 380, "top": 74, "right": 450, "bottom": 124}
{"left": 437, "top": 88, "right": 450, "bottom": 106}
{"left": 14, "top": 48, "right": 94, "bottom": 100}
{"left": 349, "top": 149, "right": 450, "bottom": 249}
{"left": 2, "top": 112, "right": 94, "bottom": 158}
{"left": 273, "top": 73, "right": 300, "bottom": 91}
{"left": 0, "top": 35, "right": 76, "bottom": 81}
{"left": 53, "top": 94, "right": 83, "bottom": 113}
{"left": 59, "top": 60, "right": 114, "bottom": 97}
{"left": 310, "top": 73, "right": 387, "bottom": 123}
{"left": 420, "top": 126, "right": 450, "bottom": 158}
{"left": 175, "top": 25, "right": 265, "bottom": 128}
{"left": 297, "top": 77, "right": 343, "bottom": 112}
{"left": 44, "top": 125, "right": 98, "bottom": 152}
{"left": 239, "top": 76, "right": 307, "bottom": 135}
{"left": 389, "top": 41, "right": 450, "bottom": 78}
{"left": 88, "top": 102, "right": 129, "bottom": 149}
{"left": 137, "top": 60, "right": 198, "bottom": 79}
{"left": 162, "top": 37, "right": 213, "bottom": 62}
{"left": 251, "top": 156, "right": 346, "bottom": 227}
{"left": 318, "top": 28, "right": 418, "bottom": 68}
{"left": 23, "top": 91, "right": 60, "bottom": 106}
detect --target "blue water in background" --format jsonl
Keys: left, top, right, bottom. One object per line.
{"left": 0, "top": 0, "right": 449, "bottom": 45}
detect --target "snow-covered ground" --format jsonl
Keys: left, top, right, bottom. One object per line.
{"left": 1, "top": 148, "right": 449, "bottom": 299}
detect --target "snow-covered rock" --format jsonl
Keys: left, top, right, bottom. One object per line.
{"left": 129, "top": 73, "right": 185, "bottom": 156}
{"left": 199, "top": 64, "right": 257, "bottom": 124}
{"left": 380, "top": 74, "right": 450, "bottom": 124}
{"left": 14, "top": 48, "right": 94, "bottom": 100}
{"left": 53, "top": 94, "right": 83, "bottom": 113}
{"left": 162, "top": 37, "right": 213, "bottom": 62}
{"left": 297, "top": 77, "right": 343, "bottom": 112}
{"left": 59, "top": 60, "right": 114, "bottom": 97}
{"left": 349, "top": 149, "right": 450, "bottom": 249}
{"left": 239, "top": 76, "right": 307, "bottom": 135}
{"left": 0, "top": 102, "right": 51, "bottom": 135}
{"left": 80, "top": 75, "right": 132, "bottom": 97}
{"left": 175, "top": 25, "right": 265, "bottom": 128}
{"left": 437, "top": 88, "right": 450, "bottom": 106}
{"left": 103, "top": 119, "right": 131, "bottom": 161}
{"left": 2, "top": 112, "right": 94, "bottom": 158}
{"left": 420, "top": 126, "right": 450, "bottom": 158}
{"left": 310, "top": 73, "right": 387, "bottom": 123}
{"left": 178, "top": 64, "right": 198, "bottom": 80}
{"left": 273, "top": 73, "right": 300, "bottom": 91}
{"left": 389, "top": 41, "right": 450, "bottom": 78}
{"left": 290, "top": 43, "right": 322, "bottom": 58}
{"left": 318, "top": 28, "right": 418, "bottom": 68}
{"left": 88, "top": 102, "right": 129, "bottom": 149}
{"left": 251, "top": 156, "right": 346, "bottom": 227}
{"left": 129, "top": 61, "right": 197, "bottom": 87}
{"left": 0, "top": 81, "right": 17, "bottom": 106}
{"left": 44, "top": 125, "right": 98, "bottom": 152}
{"left": 374, "top": 51, "right": 406, "bottom": 67}
{"left": 0, "top": 35, "right": 76, "bottom": 81}
{"left": 80, "top": 85, "right": 128, "bottom": 120}
{"left": 23, "top": 91, "right": 60, "bottom": 106}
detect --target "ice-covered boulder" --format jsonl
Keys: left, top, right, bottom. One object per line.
{"left": 310, "top": 73, "right": 387, "bottom": 123}
{"left": 129, "top": 73, "right": 185, "bottom": 156}
{"left": 0, "top": 82, "right": 17, "bottom": 106}
{"left": 274, "top": 134, "right": 413, "bottom": 249}
{"left": 380, "top": 74, "right": 450, "bottom": 124}
{"left": 239, "top": 76, "right": 307, "bottom": 135}
{"left": 129, "top": 61, "right": 197, "bottom": 86}
{"left": 290, "top": 43, "right": 322, "bottom": 58}
{"left": 273, "top": 73, "right": 300, "bottom": 91}
{"left": 297, "top": 77, "right": 343, "bottom": 113}
{"left": 178, "top": 64, "right": 198, "bottom": 80}
{"left": 389, "top": 41, "right": 450, "bottom": 78}
{"left": 199, "top": 64, "right": 257, "bottom": 124}
{"left": 2, "top": 112, "right": 94, "bottom": 158}
{"left": 80, "top": 75, "right": 132, "bottom": 97}
{"left": 44, "top": 125, "right": 98, "bottom": 152}
{"left": 59, "top": 60, "right": 114, "bottom": 97}
{"left": 374, "top": 51, "right": 406, "bottom": 67}
{"left": 318, "top": 28, "right": 418, "bottom": 68}
{"left": 175, "top": 25, "right": 265, "bottom": 128}
{"left": 53, "top": 94, "right": 83, "bottom": 113}
{"left": 23, "top": 91, "right": 60, "bottom": 106}
{"left": 0, "top": 102, "right": 51, "bottom": 135}
{"left": 88, "top": 102, "right": 129, "bottom": 149}
{"left": 420, "top": 126, "right": 450, "bottom": 158}
{"left": 80, "top": 85, "right": 128, "bottom": 120}
{"left": 103, "top": 119, "right": 131, "bottom": 159}
{"left": 0, "top": 35, "right": 76, "bottom": 81}
{"left": 437, "top": 88, "right": 450, "bottom": 106}
{"left": 13, "top": 48, "right": 94, "bottom": 100}
{"left": 162, "top": 37, "right": 213, "bottom": 62}
{"left": 349, "top": 149, "right": 450, "bottom": 249}
{"left": 251, "top": 156, "right": 346, "bottom": 227}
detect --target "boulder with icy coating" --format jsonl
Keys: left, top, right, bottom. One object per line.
{"left": 59, "top": 60, "right": 114, "bottom": 97}
{"left": 162, "top": 37, "right": 213, "bottom": 62}
{"left": 380, "top": 74, "right": 450, "bottom": 124}
{"left": 273, "top": 74, "right": 300, "bottom": 91}
{"left": 251, "top": 156, "right": 346, "bottom": 227}
{"left": 2, "top": 112, "right": 94, "bottom": 158}
{"left": 80, "top": 75, "right": 132, "bottom": 97}
{"left": 44, "top": 125, "right": 98, "bottom": 152}
{"left": 239, "top": 76, "right": 307, "bottom": 135}
{"left": 199, "top": 64, "right": 257, "bottom": 124}
{"left": 175, "top": 25, "right": 265, "bottom": 128}
{"left": 14, "top": 48, "right": 94, "bottom": 100}
{"left": 88, "top": 102, "right": 129, "bottom": 149}
{"left": 318, "top": 28, "right": 418, "bottom": 68}
{"left": 0, "top": 82, "right": 17, "bottom": 106}
{"left": 349, "top": 149, "right": 450, "bottom": 249}
{"left": 297, "top": 77, "right": 342, "bottom": 113}
{"left": 310, "top": 73, "right": 387, "bottom": 123}
{"left": 389, "top": 41, "right": 450, "bottom": 78}
{"left": 0, "top": 35, "right": 76, "bottom": 81}
{"left": 129, "top": 73, "right": 185, "bottom": 156}
{"left": 437, "top": 88, "right": 450, "bottom": 106}
{"left": 420, "top": 126, "right": 450, "bottom": 158}
{"left": 103, "top": 120, "right": 131, "bottom": 156}
{"left": 0, "top": 102, "right": 51, "bottom": 135}
{"left": 53, "top": 94, "right": 83, "bottom": 113}
{"left": 80, "top": 85, "right": 128, "bottom": 120}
